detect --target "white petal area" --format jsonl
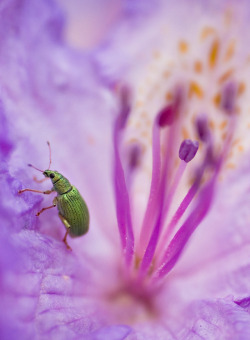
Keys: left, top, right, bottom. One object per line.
{"left": 56, "top": 0, "right": 122, "bottom": 49}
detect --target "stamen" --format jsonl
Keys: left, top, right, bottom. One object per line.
{"left": 126, "top": 143, "right": 143, "bottom": 189}
{"left": 139, "top": 208, "right": 164, "bottom": 278}
{"left": 128, "top": 144, "right": 141, "bottom": 171}
{"left": 138, "top": 124, "right": 180, "bottom": 275}
{"left": 113, "top": 92, "right": 134, "bottom": 265}
{"left": 156, "top": 164, "right": 205, "bottom": 264}
{"left": 137, "top": 90, "right": 183, "bottom": 275}
{"left": 221, "top": 82, "right": 237, "bottom": 114}
{"left": 137, "top": 118, "right": 162, "bottom": 258}
{"left": 158, "top": 87, "right": 182, "bottom": 127}
{"left": 179, "top": 139, "right": 199, "bottom": 163}
{"left": 157, "top": 104, "right": 175, "bottom": 127}
{"left": 154, "top": 173, "right": 216, "bottom": 280}
{"left": 154, "top": 117, "right": 236, "bottom": 282}
{"left": 155, "top": 140, "right": 199, "bottom": 260}
{"left": 117, "top": 86, "right": 132, "bottom": 129}
{"left": 196, "top": 115, "right": 211, "bottom": 142}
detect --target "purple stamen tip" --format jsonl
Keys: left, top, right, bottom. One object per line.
{"left": 221, "top": 82, "right": 236, "bottom": 114}
{"left": 179, "top": 139, "right": 199, "bottom": 163}
{"left": 196, "top": 116, "right": 210, "bottom": 142}
{"left": 157, "top": 105, "right": 175, "bottom": 127}
{"left": 118, "top": 86, "right": 132, "bottom": 128}
{"left": 128, "top": 144, "right": 141, "bottom": 170}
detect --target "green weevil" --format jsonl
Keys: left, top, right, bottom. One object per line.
{"left": 18, "top": 142, "right": 89, "bottom": 250}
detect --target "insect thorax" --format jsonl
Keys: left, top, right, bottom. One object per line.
{"left": 53, "top": 174, "right": 72, "bottom": 195}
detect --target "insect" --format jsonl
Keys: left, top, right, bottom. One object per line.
{"left": 18, "top": 142, "right": 89, "bottom": 250}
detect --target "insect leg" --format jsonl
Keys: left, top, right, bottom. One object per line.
{"left": 62, "top": 229, "right": 72, "bottom": 251}
{"left": 36, "top": 197, "right": 57, "bottom": 216}
{"left": 36, "top": 204, "right": 56, "bottom": 216}
{"left": 58, "top": 213, "right": 72, "bottom": 251}
{"left": 18, "top": 188, "right": 53, "bottom": 195}
{"left": 33, "top": 176, "right": 49, "bottom": 183}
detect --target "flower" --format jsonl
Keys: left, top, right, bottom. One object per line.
{"left": 1, "top": 0, "right": 250, "bottom": 339}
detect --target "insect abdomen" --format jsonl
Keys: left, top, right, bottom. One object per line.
{"left": 57, "top": 186, "right": 89, "bottom": 236}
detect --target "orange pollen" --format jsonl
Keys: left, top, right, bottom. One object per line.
{"left": 201, "top": 26, "right": 216, "bottom": 40}
{"left": 219, "top": 120, "right": 227, "bottom": 130}
{"left": 181, "top": 126, "right": 189, "bottom": 139}
{"left": 213, "top": 93, "right": 221, "bottom": 108}
{"left": 189, "top": 81, "right": 204, "bottom": 99}
{"left": 238, "top": 82, "right": 246, "bottom": 95}
{"left": 209, "top": 39, "right": 220, "bottom": 68}
{"left": 224, "top": 40, "right": 236, "bottom": 61}
{"left": 165, "top": 92, "right": 173, "bottom": 101}
{"left": 218, "top": 68, "right": 234, "bottom": 84}
{"left": 178, "top": 40, "right": 189, "bottom": 54}
{"left": 194, "top": 60, "right": 203, "bottom": 73}
{"left": 209, "top": 120, "right": 215, "bottom": 130}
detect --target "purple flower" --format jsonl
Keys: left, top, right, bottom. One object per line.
{"left": 1, "top": 0, "right": 250, "bottom": 339}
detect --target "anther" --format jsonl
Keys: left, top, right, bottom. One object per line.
{"left": 128, "top": 144, "right": 142, "bottom": 170}
{"left": 196, "top": 116, "right": 210, "bottom": 142}
{"left": 179, "top": 139, "right": 199, "bottom": 163}
{"left": 118, "top": 86, "right": 132, "bottom": 129}
{"left": 157, "top": 105, "right": 175, "bottom": 127}
{"left": 221, "top": 82, "right": 236, "bottom": 114}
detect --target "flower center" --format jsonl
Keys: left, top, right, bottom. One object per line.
{"left": 105, "top": 282, "right": 160, "bottom": 325}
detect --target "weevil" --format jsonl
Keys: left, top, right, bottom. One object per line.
{"left": 18, "top": 142, "right": 89, "bottom": 250}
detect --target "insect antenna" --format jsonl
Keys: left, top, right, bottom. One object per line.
{"left": 47, "top": 141, "right": 52, "bottom": 170}
{"left": 27, "top": 142, "right": 52, "bottom": 174}
{"left": 27, "top": 163, "right": 43, "bottom": 172}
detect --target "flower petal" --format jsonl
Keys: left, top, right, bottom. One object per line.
{"left": 88, "top": 325, "right": 131, "bottom": 340}
{"left": 182, "top": 298, "right": 250, "bottom": 339}
{"left": 0, "top": 228, "right": 122, "bottom": 339}
{"left": 166, "top": 152, "right": 250, "bottom": 305}
{"left": 0, "top": 0, "right": 121, "bottom": 249}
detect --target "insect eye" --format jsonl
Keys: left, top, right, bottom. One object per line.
{"left": 50, "top": 173, "right": 55, "bottom": 179}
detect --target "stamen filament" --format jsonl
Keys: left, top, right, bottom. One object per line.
{"left": 137, "top": 102, "right": 180, "bottom": 276}
{"left": 155, "top": 160, "right": 189, "bottom": 260}
{"left": 113, "top": 118, "right": 134, "bottom": 265}
{"left": 161, "top": 159, "right": 187, "bottom": 227}
{"left": 156, "top": 165, "right": 204, "bottom": 264}
{"left": 139, "top": 202, "right": 164, "bottom": 278}
{"left": 154, "top": 173, "right": 216, "bottom": 280}
{"left": 137, "top": 120, "right": 161, "bottom": 258}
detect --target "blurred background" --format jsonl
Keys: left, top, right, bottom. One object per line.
{"left": 56, "top": 0, "right": 122, "bottom": 49}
